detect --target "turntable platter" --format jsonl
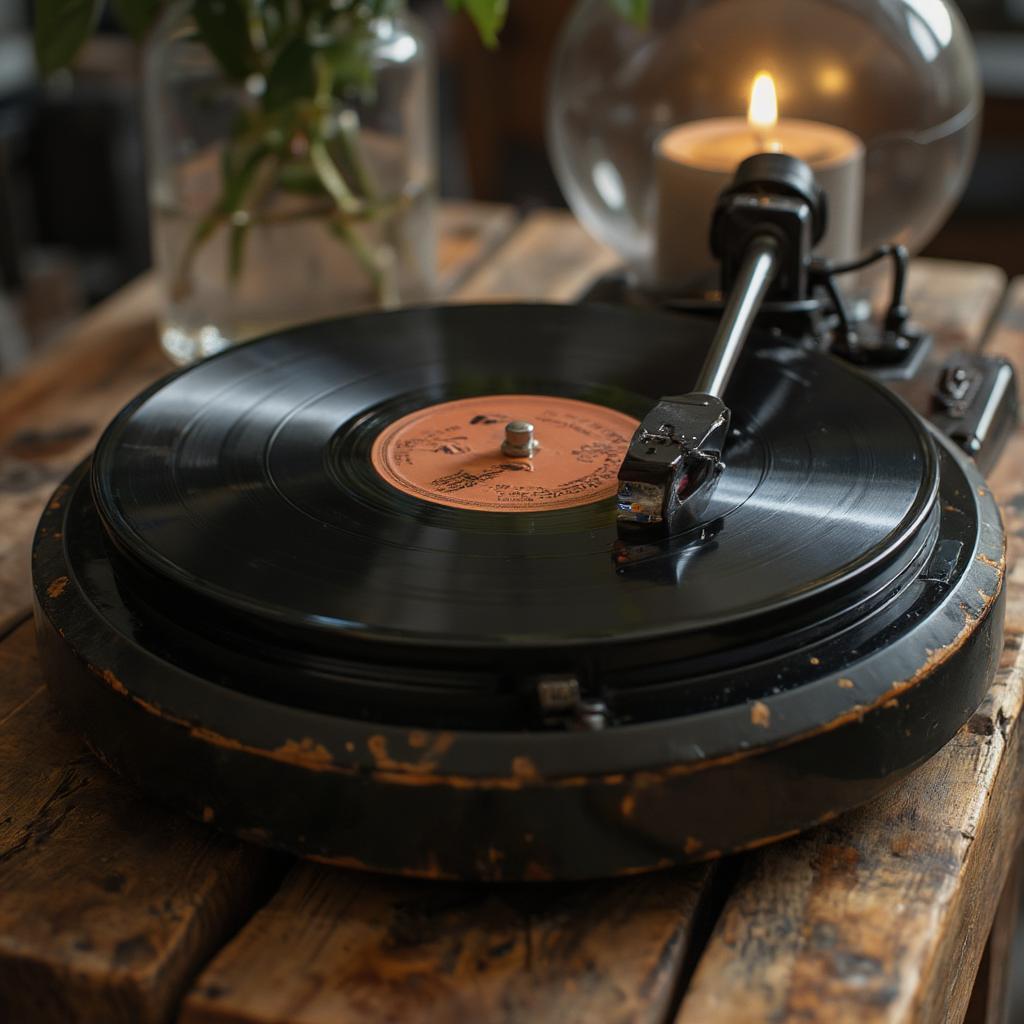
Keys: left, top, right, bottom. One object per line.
{"left": 32, "top": 303, "right": 1005, "bottom": 880}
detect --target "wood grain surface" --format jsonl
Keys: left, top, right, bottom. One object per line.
{"left": 962, "top": 855, "right": 1022, "bottom": 1024}
{"left": 675, "top": 274, "right": 1024, "bottom": 1024}
{"left": 0, "top": 203, "right": 517, "bottom": 1024}
{"left": 674, "top": 639, "right": 1024, "bottom": 1024}
{"left": 180, "top": 863, "right": 718, "bottom": 1024}
{"left": 0, "top": 621, "right": 284, "bottom": 1024}
{"left": 453, "top": 210, "right": 618, "bottom": 303}
{"left": 1, "top": 209, "right": 1022, "bottom": 1024}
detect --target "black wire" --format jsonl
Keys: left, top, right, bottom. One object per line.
{"left": 820, "top": 272, "right": 854, "bottom": 347}
{"left": 812, "top": 244, "right": 911, "bottom": 347}
{"left": 822, "top": 245, "right": 898, "bottom": 276}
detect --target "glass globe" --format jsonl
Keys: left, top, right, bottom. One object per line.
{"left": 548, "top": 0, "right": 982, "bottom": 290}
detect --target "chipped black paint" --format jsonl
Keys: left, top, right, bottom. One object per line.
{"left": 29, "top": 341, "right": 1006, "bottom": 885}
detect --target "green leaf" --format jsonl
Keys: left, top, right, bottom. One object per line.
{"left": 34, "top": 0, "right": 105, "bottom": 73}
{"left": 365, "top": 0, "right": 403, "bottom": 17}
{"left": 220, "top": 141, "right": 273, "bottom": 210}
{"left": 109, "top": 0, "right": 162, "bottom": 38}
{"left": 445, "top": 0, "right": 507, "bottom": 48}
{"left": 263, "top": 35, "right": 315, "bottom": 111}
{"left": 193, "top": 0, "right": 254, "bottom": 80}
{"left": 320, "top": 31, "right": 375, "bottom": 96}
{"left": 608, "top": 0, "right": 650, "bottom": 27}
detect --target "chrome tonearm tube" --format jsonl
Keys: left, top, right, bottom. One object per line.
{"left": 616, "top": 153, "right": 827, "bottom": 535}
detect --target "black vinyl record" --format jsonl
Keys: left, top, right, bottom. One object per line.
{"left": 92, "top": 306, "right": 934, "bottom": 684}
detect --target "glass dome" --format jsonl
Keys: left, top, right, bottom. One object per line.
{"left": 548, "top": 0, "right": 982, "bottom": 290}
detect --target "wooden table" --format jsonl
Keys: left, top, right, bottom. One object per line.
{"left": 2, "top": 203, "right": 1024, "bottom": 1024}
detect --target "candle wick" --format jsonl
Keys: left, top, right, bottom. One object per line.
{"left": 754, "top": 128, "right": 782, "bottom": 154}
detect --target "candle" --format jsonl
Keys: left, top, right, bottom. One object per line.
{"left": 654, "top": 72, "right": 864, "bottom": 292}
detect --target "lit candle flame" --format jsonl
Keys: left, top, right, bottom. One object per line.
{"left": 748, "top": 72, "right": 779, "bottom": 129}
{"left": 748, "top": 72, "right": 780, "bottom": 152}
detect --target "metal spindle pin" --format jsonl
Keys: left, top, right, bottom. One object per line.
{"left": 502, "top": 420, "right": 539, "bottom": 458}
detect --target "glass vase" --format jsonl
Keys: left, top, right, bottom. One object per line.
{"left": 143, "top": 3, "right": 437, "bottom": 364}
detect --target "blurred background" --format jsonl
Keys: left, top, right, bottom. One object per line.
{"left": 0, "top": 0, "right": 1021, "bottom": 374}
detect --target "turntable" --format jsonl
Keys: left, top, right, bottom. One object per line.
{"left": 32, "top": 154, "right": 1016, "bottom": 880}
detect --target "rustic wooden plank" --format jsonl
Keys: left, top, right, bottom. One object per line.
{"left": 977, "top": 278, "right": 1024, "bottom": 638}
{"left": 0, "top": 202, "right": 517, "bottom": 637}
{"left": 676, "top": 647, "right": 1024, "bottom": 1024}
{"left": 0, "top": 201, "right": 517, "bottom": 1024}
{"left": 180, "top": 862, "right": 716, "bottom": 1024}
{"left": 982, "top": 278, "right": 1024, "bottom": 364}
{"left": 884, "top": 259, "right": 1005, "bottom": 415}
{"left": 900, "top": 259, "right": 1006, "bottom": 349}
{"left": 0, "top": 323, "right": 167, "bottom": 639}
{"left": 962, "top": 853, "right": 1021, "bottom": 1024}
{"left": 0, "top": 621, "right": 285, "bottom": 1024}
{"left": 452, "top": 209, "right": 619, "bottom": 303}
{"left": 675, "top": 276, "right": 1024, "bottom": 1024}
{"left": 436, "top": 201, "right": 519, "bottom": 295}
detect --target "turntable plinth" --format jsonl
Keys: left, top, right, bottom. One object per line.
{"left": 1, "top": 208, "right": 1023, "bottom": 1024}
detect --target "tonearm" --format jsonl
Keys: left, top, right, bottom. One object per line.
{"left": 616, "top": 151, "right": 938, "bottom": 536}
{"left": 617, "top": 153, "right": 826, "bottom": 534}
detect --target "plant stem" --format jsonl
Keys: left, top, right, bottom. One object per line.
{"left": 308, "top": 138, "right": 362, "bottom": 216}
{"left": 246, "top": 0, "right": 268, "bottom": 59}
{"left": 252, "top": 191, "right": 410, "bottom": 224}
{"left": 311, "top": 134, "right": 398, "bottom": 306}
{"left": 336, "top": 109, "right": 377, "bottom": 200}
{"left": 328, "top": 215, "right": 399, "bottom": 307}
{"left": 173, "top": 42, "right": 405, "bottom": 312}
{"left": 228, "top": 153, "right": 281, "bottom": 282}
{"left": 306, "top": 47, "right": 399, "bottom": 307}
{"left": 171, "top": 208, "right": 224, "bottom": 303}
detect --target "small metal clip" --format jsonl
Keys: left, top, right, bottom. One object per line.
{"left": 536, "top": 676, "right": 609, "bottom": 731}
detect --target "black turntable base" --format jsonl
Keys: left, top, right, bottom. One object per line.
{"left": 32, "top": 303, "right": 1005, "bottom": 881}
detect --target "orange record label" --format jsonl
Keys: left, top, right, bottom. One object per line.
{"left": 370, "top": 395, "right": 640, "bottom": 512}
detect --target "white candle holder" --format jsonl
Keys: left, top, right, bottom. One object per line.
{"left": 547, "top": 0, "right": 982, "bottom": 297}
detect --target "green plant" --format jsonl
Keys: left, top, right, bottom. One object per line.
{"left": 34, "top": 0, "right": 649, "bottom": 306}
